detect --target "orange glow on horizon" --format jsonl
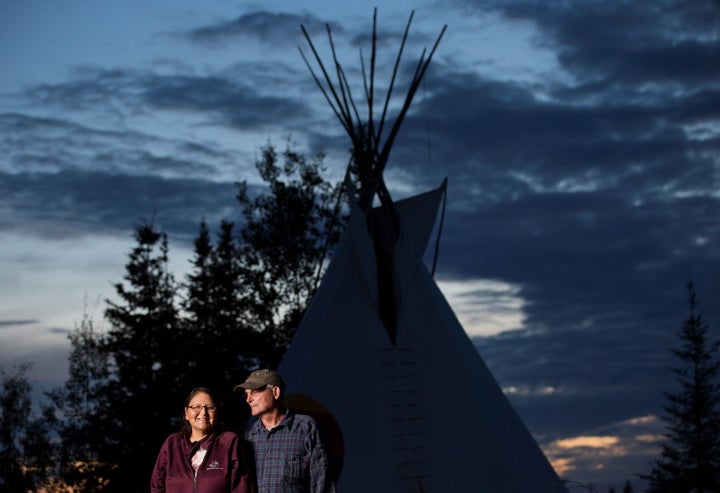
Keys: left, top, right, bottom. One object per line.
{"left": 550, "top": 457, "right": 575, "bottom": 476}
{"left": 555, "top": 436, "right": 619, "bottom": 449}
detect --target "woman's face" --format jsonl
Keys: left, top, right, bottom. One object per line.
{"left": 184, "top": 391, "right": 217, "bottom": 436}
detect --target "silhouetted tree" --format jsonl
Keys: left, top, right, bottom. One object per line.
{"left": 622, "top": 479, "right": 634, "bottom": 492}
{"left": 0, "top": 363, "right": 55, "bottom": 492}
{"left": 101, "top": 220, "right": 182, "bottom": 492}
{"left": 24, "top": 403, "right": 60, "bottom": 490}
{"left": 234, "top": 142, "right": 345, "bottom": 367}
{"left": 184, "top": 219, "right": 214, "bottom": 326}
{"left": 181, "top": 218, "right": 255, "bottom": 428}
{"left": 47, "top": 305, "right": 114, "bottom": 492}
{"left": 640, "top": 279, "right": 720, "bottom": 492}
{"left": 38, "top": 143, "right": 344, "bottom": 491}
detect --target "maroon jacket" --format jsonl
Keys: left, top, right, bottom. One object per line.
{"left": 151, "top": 430, "right": 255, "bottom": 493}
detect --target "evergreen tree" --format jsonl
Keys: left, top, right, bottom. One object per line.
{"left": 182, "top": 219, "right": 254, "bottom": 428}
{"left": 101, "top": 220, "right": 182, "bottom": 492}
{"left": 39, "top": 143, "right": 344, "bottom": 491}
{"left": 180, "top": 219, "right": 216, "bottom": 385}
{"left": 210, "top": 219, "right": 260, "bottom": 372}
{"left": 235, "top": 142, "right": 345, "bottom": 367}
{"left": 622, "top": 479, "right": 634, "bottom": 493}
{"left": 0, "top": 363, "right": 54, "bottom": 493}
{"left": 184, "top": 219, "right": 214, "bottom": 328}
{"left": 640, "top": 279, "right": 720, "bottom": 492}
{"left": 21, "top": 402, "right": 58, "bottom": 490}
{"left": 47, "top": 304, "right": 114, "bottom": 492}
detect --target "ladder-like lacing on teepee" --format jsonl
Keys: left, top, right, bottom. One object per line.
{"left": 382, "top": 345, "right": 431, "bottom": 491}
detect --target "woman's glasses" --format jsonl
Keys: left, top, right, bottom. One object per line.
{"left": 187, "top": 404, "right": 216, "bottom": 413}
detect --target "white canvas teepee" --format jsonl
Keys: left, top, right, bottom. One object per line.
{"left": 279, "top": 182, "right": 568, "bottom": 492}
{"left": 278, "top": 10, "right": 569, "bottom": 492}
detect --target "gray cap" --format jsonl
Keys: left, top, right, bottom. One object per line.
{"left": 234, "top": 369, "right": 285, "bottom": 392}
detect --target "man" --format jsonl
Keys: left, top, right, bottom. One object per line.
{"left": 235, "top": 369, "right": 335, "bottom": 493}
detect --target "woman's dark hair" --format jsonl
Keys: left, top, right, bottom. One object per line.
{"left": 180, "top": 386, "right": 225, "bottom": 436}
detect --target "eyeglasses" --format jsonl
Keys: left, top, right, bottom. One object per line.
{"left": 187, "top": 404, "right": 217, "bottom": 413}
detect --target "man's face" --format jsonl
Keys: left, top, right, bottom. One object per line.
{"left": 244, "top": 385, "right": 277, "bottom": 416}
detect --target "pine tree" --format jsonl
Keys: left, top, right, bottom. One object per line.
{"left": 182, "top": 219, "right": 255, "bottom": 427}
{"left": 21, "top": 402, "right": 59, "bottom": 490}
{"left": 640, "top": 279, "right": 720, "bottom": 492}
{"left": 101, "top": 220, "right": 182, "bottom": 492}
{"left": 184, "top": 219, "right": 214, "bottom": 329}
{"left": 40, "top": 144, "right": 344, "bottom": 491}
{"left": 0, "top": 363, "right": 54, "bottom": 492}
{"left": 211, "top": 219, "right": 261, "bottom": 371}
{"left": 46, "top": 304, "right": 114, "bottom": 492}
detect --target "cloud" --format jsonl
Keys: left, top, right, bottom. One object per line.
{"left": 3, "top": 1, "right": 720, "bottom": 489}
{"left": 0, "top": 320, "right": 38, "bottom": 328}
{"left": 542, "top": 413, "right": 665, "bottom": 486}
{"left": 186, "top": 11, "right": 329, "bottom": 46}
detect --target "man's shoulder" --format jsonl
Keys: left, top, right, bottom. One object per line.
{"left": 286, "top": 410, "right": 321, "bottom": 430}
{"left": 241, "top": 417, "right": 262, "bottom": 435}
{"left": 288, "top": 411, "right": 316, "bottom": 422}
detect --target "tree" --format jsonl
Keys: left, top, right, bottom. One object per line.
{"left": 181, "top": 218, "right": 255, "bottom": 427}
{"left": 101, "top": 220, "right": 183, "bottom": 492}
{"left": 640, "top": 279, "right": 720, "bottom": 492}
{"left": 235, "top": 142, "right": 345, "bottom": 367}
{"left": 37, "top": 143, "right": 344, "bottom": 492}
{"left": 622, "top": 479, "right": 634, "bottom": 493}
{"left": 47, "top": 303, "right": 115, "bottom": 492}
{"left": 0, "top": 363, "right": 55, "bottom": 493}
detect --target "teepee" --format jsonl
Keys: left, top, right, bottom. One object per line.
{"left": 278, "top": 10, "right": 568, "bottom": 493}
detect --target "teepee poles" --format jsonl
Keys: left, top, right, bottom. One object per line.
{"left": 299, "top": 8, "right": 446, "bottom": 212}
{"left": 299, "top": 9, "right": 445, "bottom": 339}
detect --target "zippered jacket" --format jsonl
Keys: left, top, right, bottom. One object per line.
{"left": 151, "top": 430, "right": 256, "bottom": 493}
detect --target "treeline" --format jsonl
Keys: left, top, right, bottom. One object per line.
{"left": 1, "top": 142, "right": 720, "bottom": 492}
{"left": 0, "top": 143, "right": 346, "bottom": 492}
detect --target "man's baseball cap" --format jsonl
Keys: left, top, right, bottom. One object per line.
{"left": 234, "top": 369, "right": 285, "bottom": 392}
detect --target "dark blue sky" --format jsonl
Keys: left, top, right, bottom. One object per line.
{"left": 2, "top": 1, "right": 719, "bottom": 491}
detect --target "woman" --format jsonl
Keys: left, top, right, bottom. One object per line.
{"left": 151, "top": 387, "right": 255, "bottom": 493}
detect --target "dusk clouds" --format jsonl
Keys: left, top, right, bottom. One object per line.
{"left": 2, "top": 1, "right": 719, "bottom": 490}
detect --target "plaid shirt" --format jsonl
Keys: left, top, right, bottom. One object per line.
{"left": 244, "top": 411, "right": 335, "bottom": 493}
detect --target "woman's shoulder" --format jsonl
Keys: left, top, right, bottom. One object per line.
{"left": 165, "top": 431, "right": 186, "bottom": 442}
{"left": 213, "top": 429, "right": 240, "bottom": 443}
{"left": 160, "top": 431, "right": 187, "bottom": 450}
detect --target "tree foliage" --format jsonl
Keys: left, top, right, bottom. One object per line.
{"left": 0, "top": 363, "right": 55, "bottom": 493}
{"left": 234, "top": 143, "right": 344, "bottom": 366}
{"left": 46, "top": 303, "right": 115, "bottom": 492}
{"left": 180, "top": 218, "right": 257, "bottom": 427}
{"left": 42, "top": 142, "right": 344, "bottom": 492}
{"left": 640, "top": 279, "right": 720, "bottom": 492}
{"left": 100, "top": 221, "right": 183, "bottom": 492}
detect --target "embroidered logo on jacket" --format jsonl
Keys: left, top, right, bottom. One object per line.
{"left": 206, "top": 460, "right": 224, "bottom": 471}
